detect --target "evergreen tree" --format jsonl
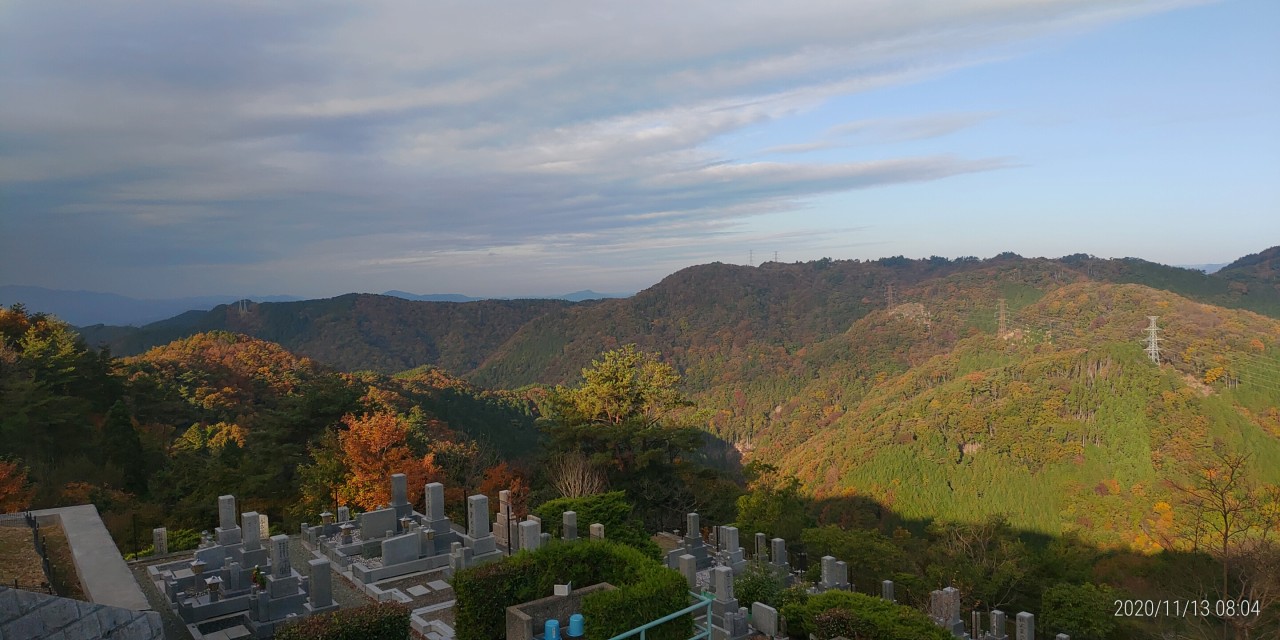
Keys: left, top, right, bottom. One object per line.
{"left": 103, "top": 400, "right": 147, "bottom": 494}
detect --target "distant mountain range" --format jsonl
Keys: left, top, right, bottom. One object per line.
{"left": 380, "top": 289, "right": 630, "bottom": 303}
{"left": 0, "top": 286, "right": 305, "bottom": 327}
{"left": 57, "top": 246, "right": 1278, "bottom": 379}
{"left": 1175, "top": 262, "right": 1230, "bottom": 273}
{"left": 0, "top": 286, "right": 630, "bottom": 326}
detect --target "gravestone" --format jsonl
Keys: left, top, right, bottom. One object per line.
{"left": 710, "top": 566, "right": 740, "bottom": 626}
{"left": 359, "top": 508, "right": 397, "bottom": 541}
{"left": 562, "top": 511, "right": 577, "bottom": 541}
{"left": 242, "top": 512, "right": 262, "bottom": 551}
{"left": 1015, "top": 612, "right": 1034, "bottom": 640}
{"left": 720, "top": 525, "right": 746, "bottom": 574}
{"left": 989, "top": 610, "right": 1008, "bottom": 640}
{"left": 881, "top": 579, "right": 894, "bottom": 603}
{"left": 941, "top": 587, "right": 963, "bottom": 636}
{"left": 337, "top": 506, "right": 350, "bottom": 523}
{"left": 390, "top": 473, "right": 412, "bottom": 518}
{"left": 218, "top": 495, "right": 237, "bottom": 530}
{"left": 382, "top": 532, "right": 420, "bottom": 565}
{"left": 424, "top": 483, "right": 445, "bottom": 520}
{"left": 494, "top": 489, "right": 513, "bottom": 547}
{"left": 769, "top": 538, "right": 789, "bottom": 576}
{"left": 590, "top": 523, "right": 604, "bottom": 540}
{"left": 821, "top": 556, "right": 838, "bottom": 589}
{"left": 270, "top": 535, "right": 291, "bottom": 578}
{"left": 467, "top": 495, "right": 490, "bottom": 538}
{"left": 666, "top": 512, "right": 713, "bottom": 570}
{"left": 751, "top": 602, "right": 779, "bottom": 637}
{"left": 153, "top": 528, "right": 168, "bottom": 556}
{"left": 307, "top": 558, "right": 334, "bottom": 611}
{"left": 216, "top": 495, "right": 242, "bottom": 546}
{"left": 678, "top": 554, "right": 697, "bottom": 589}
{"left": 713, "top": 565, "right": 734, "bottom": 602}
{"left": 258, "top": 513, "right": 270, "bottom": 541}
{"left": 754, "top": 532, "right": 768, "bottom": 561}
{"left": 518, "top": 519, "right": 542, "bottom": 551}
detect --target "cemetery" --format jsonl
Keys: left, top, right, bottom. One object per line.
{"left": 4, "top": 472, "right": 1086, "bottom": 640}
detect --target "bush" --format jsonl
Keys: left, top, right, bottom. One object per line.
{"left": 533, "top": 491, "right": 662, "bottom": 560}
{"left": 780, "top": 591, "right": 952, "bottom": 640}
{"left": 735, "top": 560, "right": 785, "bottom": 608}
{"left": 274, "top": 602, "right": 410, "bottom": 640}
{"left": 453, "top": 539, "right": 692, "bottom": 640}
{"left": 1039, "top": 582, "right": 1120, "bottom": 640}
{"left": 124, "top": 527, "right": 202, "bottom": 559}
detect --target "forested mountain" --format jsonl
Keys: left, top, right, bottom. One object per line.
{"left": 67, "top": 250, "right": 1279, "bottom": 385}
{"left": 76, "top": 294, "right": 572, "bottom": 374}
{"left": 0, "top": 317, "right": 539, "bottom": 541}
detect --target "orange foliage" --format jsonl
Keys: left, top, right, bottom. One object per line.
{"left": 337, "top": 412, "right": 443, "bottom": 510}
{"left": 476, "top": 462, "right": 529, "bottom": 518}
{"left": 0, "top": 461, "right": 34, "bottom": 512}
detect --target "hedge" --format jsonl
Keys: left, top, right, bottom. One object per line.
{"left": 453, "top": 539, "right": 692, "bottom": 640}
{"left": 780, "top": 591, "right": 952, "bottom": 640}
{"left": 532, "top": 491, "right": 662, "bottom": 560}
{"left": 273, "top": 602, "right": 410, "bottom": 640}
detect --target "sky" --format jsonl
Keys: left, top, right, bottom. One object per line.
{"left": 1, "top": 0, "right": 1277, "bottom": 299}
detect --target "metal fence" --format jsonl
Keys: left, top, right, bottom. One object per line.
{"left": 20, "top": 511, "right": 59, "bottom": 596}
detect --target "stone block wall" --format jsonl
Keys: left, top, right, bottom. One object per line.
{"left": 0, "top": 586, "right": 164, "bottom": 640}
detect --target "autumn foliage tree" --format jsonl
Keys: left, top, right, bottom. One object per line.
{"left": 337, "top": 412, "right": 443, "bottom": 510}
{"left": 0, "top": 459, "right": 34, "bottom": 512}
{"left": 476, "top": 461, "right": 529, "bottom": 518}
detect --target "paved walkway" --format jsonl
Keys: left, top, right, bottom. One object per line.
{"left": 32, "top": 504, "right": 152, "bottom": 611}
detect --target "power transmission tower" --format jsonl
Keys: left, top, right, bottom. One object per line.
{"left": 1145, "top": 316, "right": 1162, "bottom": 364}
{"left": 886, "top": 284, "right": 895, "bottom": 308}
{"left": 997, "top": 298, "right": 1007, "bottom": 337}
{"left": 238, "top": 299, "right": 248, "bottom": 317}
{"left": 749, "top": 250, "right": 753, "bottom": 266}
{"left": 774, "top": 251, "right": 778, "bottom": 263}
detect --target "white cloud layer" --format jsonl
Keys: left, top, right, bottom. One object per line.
{"left": 0, "top": 0, "right": 1209, "bottom": 296}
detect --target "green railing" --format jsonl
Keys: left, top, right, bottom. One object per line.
{"left": 606, "top": 590, "right": 715, "bottom": 640}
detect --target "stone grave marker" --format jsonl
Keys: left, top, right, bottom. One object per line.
{"left": 1015, "top": 612, "right": 1034, "bottom": 640}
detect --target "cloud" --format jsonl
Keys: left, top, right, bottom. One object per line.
{"left": 0, "top": 0, "right": 1206, "bottom": 296}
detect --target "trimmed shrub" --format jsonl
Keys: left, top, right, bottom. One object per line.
{"left": 780, "top": 591, "right": 952, "bottom": 640}
{"left": 274, "top": 602, "right": 410, "bottom": 640}
{"left": 453, "top": 539, "right": 692, "bottom": 640}
{"left": 533, "top": 491, "right": 662, "bottom": 560}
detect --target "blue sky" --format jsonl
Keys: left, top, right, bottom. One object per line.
{"left": 1, "top": 0, "right": 1276, "bottom": 298}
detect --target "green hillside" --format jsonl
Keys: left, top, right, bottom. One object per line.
{"left": 766, "top": 283, "right": 1280, "bottom": 548}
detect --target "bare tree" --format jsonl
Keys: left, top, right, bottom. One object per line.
{"left": 547, "top": 452, "right": 608, "bottom": 499}
{"left": 1170, "top": 451, "right": 1280, "bottom": 639}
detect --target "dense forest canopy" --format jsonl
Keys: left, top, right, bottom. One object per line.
{"left": 3, "top": 249, "right": 1279, "bottom": 637}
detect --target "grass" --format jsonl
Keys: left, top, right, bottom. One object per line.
{"left": 38, "top": 521, "right": 87, "bottom": 600}
{"left": 0, "top": 522, "right": 51, "bottom": 591}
